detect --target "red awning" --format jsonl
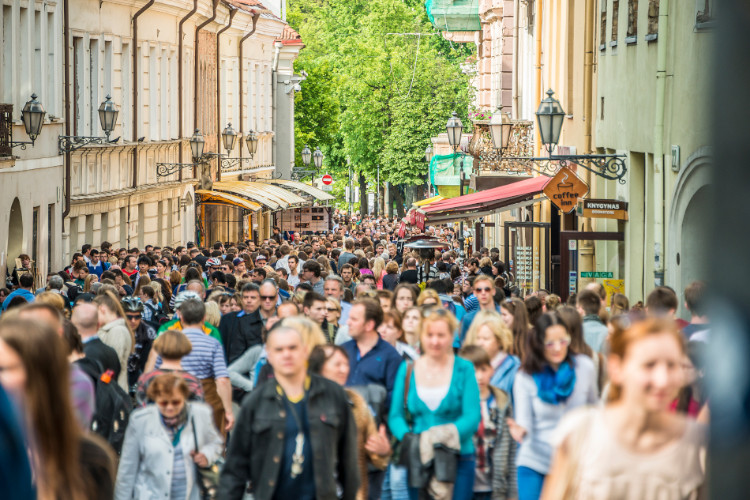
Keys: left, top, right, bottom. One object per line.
{"left": 421, "top": 176, "right": 549, "bottom": 222}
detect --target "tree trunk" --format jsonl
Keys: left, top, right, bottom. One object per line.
{"left": 394, "top": 185, "right": 406, "bottom": 219}
{"left": 359, "top": 171, "right": 368, "bottom": 216}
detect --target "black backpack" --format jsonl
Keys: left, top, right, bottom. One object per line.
{"left": 144, "top": 302, "right": 170, "bottom": 328}
{"left": 75, "top": 358, "right": 132, "bottom": 454}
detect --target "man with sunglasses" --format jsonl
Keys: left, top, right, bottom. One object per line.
{"left": 459, "top": 275, "right": 503, "bottom": 343}
{"left": 121, "top": 296, "right": 157, "bottom": 392}
{"left": 258, "top": 280, "right": 280, "bottom": 326}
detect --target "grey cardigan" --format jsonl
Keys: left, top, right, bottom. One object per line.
{"left": 114, "top": 402, "right": 223, "bottom": 500}
{"left": 227, "top": 344, "right": 264, "bottom": 392}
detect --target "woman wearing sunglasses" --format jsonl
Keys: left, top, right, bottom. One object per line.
{"left": 510, "top": 311, "right": 598, "bottom": 500}
{"left": 115, "top": 373, "right": 223, "bottom": 500}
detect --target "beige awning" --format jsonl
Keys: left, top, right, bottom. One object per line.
{"left": 264, "top": 179, "right": 335, "bottom": 202}
{"left": 196, "top": 190, "right": 262, "bottom": 212}
{"left": 211, "top": 181, "right": 307, "bottom": 210}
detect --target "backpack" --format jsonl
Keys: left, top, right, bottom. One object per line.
{"left": 75, "top": 358, "right": 132, "bottom": 455}
{"left": 144, "top": 302, "right": 170, "bottom": 327}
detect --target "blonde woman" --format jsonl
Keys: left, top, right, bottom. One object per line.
{"left": 204, "top": 301, "right": 221, "bottom": 328}
{"left": 93, "top": 290, "right": 135, "bottom": 392}
{"left": 83, "top": 273, "right": 99, "bottom": 293}
{"left": 417, "top": 288, "right": 440, "bottom": 307}
{"left": 371, "top": 257, "right": 386, "bottom": 289}
{"left": 464, "top": 311, "right": 520, "bottom": 396}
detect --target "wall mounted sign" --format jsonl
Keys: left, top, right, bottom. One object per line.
{"left": 578, "top": 199, "right": 629, "bottom": 220}
{"left": 543, "top": 166, "right": 589, "bottom": 213}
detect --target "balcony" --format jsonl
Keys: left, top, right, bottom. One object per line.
{"left": 426, "top": 0, "right": 481, "bottom": 32}
{"left": 468, "top": 119, "right": 535, "bottom": 174}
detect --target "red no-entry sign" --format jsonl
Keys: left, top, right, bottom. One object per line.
{"left": 322, "top": 174, "right": 333, "bottom": 185}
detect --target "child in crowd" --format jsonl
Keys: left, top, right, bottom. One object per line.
{"left": 460, "top": 345, "right": 517, "bottom": 500}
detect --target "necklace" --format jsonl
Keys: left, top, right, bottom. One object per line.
{"left": 276, "top": 378, "right": 310, "bottom": 479}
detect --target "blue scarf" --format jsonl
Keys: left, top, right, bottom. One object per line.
{"left": 532, "top": 361, "right": 576, "bottom": 405}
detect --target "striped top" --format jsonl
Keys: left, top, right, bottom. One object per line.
{"left": 156, "top": 327, "right": 228, "bottom": 380}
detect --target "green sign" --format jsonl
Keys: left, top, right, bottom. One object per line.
{"left": 580, "top": 271, "right": 613, "bottom": 279}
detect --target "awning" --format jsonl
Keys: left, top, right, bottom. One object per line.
{"left": 195, "top": 190, "right": 262, "bottom": 212}
{"left": 413, "top": 195, "right": 444, "bottom": 207}
{"left": 264, "top": 179, "right": 335, "bottom": 202}
{"left": 211, "top": 181, "right": 307, "bottom": 210}
{"left": 421, "top": 176, "right": 549, "bottom": 223}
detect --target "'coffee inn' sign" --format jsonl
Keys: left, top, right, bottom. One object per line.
{"left": 543, "top": 167, "right": 589, "bottom": 213}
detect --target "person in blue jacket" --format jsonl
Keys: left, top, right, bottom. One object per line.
{"left": 389, "top": 308, "right": 481, "bottom": 500}
{"left": 463, "top": 310, "right": 520, "bottom": 398}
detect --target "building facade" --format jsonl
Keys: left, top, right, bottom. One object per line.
{"left": 0, "top": 0, "right": 302, "bottom": 282}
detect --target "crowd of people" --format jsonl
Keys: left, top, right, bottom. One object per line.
{"left": 0, "top": 216, "right": 710, "bottom": 500}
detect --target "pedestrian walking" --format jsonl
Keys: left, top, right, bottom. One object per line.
{"left": 389, "top": 308, "right": 481, "bottom": 500}
{"left": 510, "top": 312, "right": 598, "bottom": 500}
{"left": 115, "top": 373, "right": 223, "bottom": 500}
{"left": 219, "top": 324, "right": 360, "bottom": 500}
{"left": 541, "top": 318, "right": 707, "bottom": 499}
{"left": 463, "top": 311, "right": 520, "bottom": 397}
{"left": 94, "top": 290, "right": 135, "bottom": 392}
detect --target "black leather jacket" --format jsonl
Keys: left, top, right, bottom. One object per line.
{"left": 219, "top": 374, "right": 360, "bottom": 500}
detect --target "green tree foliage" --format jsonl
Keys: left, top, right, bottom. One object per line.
{"left": 288, "top": 0, "right": 473, "bottom": 213}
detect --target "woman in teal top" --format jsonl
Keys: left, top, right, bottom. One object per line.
{"left": 389, "top": 309, "right": 481, "bottom": 500}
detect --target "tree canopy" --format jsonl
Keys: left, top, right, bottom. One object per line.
{"left": 288, "top": 0, "right": 473, "bottom": 214}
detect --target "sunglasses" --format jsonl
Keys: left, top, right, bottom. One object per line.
{"left": 157, "top": 399, "right": 184, "bottom": 408}
{"left": 544, "top": 337, "right": 571, "bottom": 350}
{"left": 474, "top": 287, "right": 492, "bottom": 293}
{"left": 326, "top": 307, "right": 339, "bottom": 312}
{"left": 260, "top": 295, "right": 276, "bottom": 301}
{"left": 126, "top": 314, "right": 141, "bottom": 320}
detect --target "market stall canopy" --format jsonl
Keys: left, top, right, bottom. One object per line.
{"left": 264, "top": 178, "right": 335, "bottom": 202}
{"left": 195, "top": 190, "right": 262, "bottom": 212}
{"left": 421, "top": 176, "right": 549, "bottom": 223}
{"left": 211, "top": 180, "right": 307, "bottom": 210}
{"left": 403, "top": 236, "right": 450, "bottom": 249}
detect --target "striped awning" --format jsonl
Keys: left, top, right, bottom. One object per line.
{"left": 211, "top": 181, "right": 307, "bottom": 210}
{"left": 195, "top": 190, "right": 262, "bottom": 212}
{"left": 264, "top": 179, "right": 335, "bottom": 202}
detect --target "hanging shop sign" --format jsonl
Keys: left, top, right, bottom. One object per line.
{"left": 577, "top": 199, "right": 629, "bottom": 220}
{"left": 543, "top": 166, "right": 589, "bottom": 213}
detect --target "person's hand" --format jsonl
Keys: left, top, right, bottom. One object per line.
{"left": 225, "top": 410, "right": 235, "bottom": 432}
{"left": 191, "top": 451, "right": 208, "bottom": 468}
{"left": 365, "top": 424, "right": 392, "bottom": 457}
{"left": 507, "top": 417, "right": 526, "bottom": 443}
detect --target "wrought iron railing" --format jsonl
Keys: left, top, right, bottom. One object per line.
{"left": 468, "top": 120, "right": 535, "bottom": 175}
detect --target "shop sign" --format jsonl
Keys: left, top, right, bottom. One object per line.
{"left": 543, "top": 167, "right": 589, "bottom": 213}
{"left": 578, "top": 199, "right": 629, "bottom": 220}
{"left": 580, "top": 271, "right": 613, "bottom": 278}
{"left": 569, "top": 271, "right": 577, "bottom": 294}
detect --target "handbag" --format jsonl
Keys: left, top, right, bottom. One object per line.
{"left": 191, "top": 415, "right": 220, "bottom": 500}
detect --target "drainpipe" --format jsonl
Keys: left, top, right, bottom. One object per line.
{"left": 583, "top": 0, "right": 594, "bottom": 156}
{"left": 512, "top": 0, "right": 520, "bottom": 118}
{"left": 534, "top": 0, "right": 543, "bottom": 156}
{"left": 216, "top": 5, "right": 237, "bottom": 182}
{"left": 239, "top": 12, "right": 261, "bottom": 158}
{"left": 62, "top": 0, "right": 71, "bottom": 220}
{"left": 653, "top": 0, "right": 669, "bottom": 287}
{"left": 178, "top": 0, "right": 199, "bottom": 181}
{"left": 272, "top": 41, "right": 282, "bottom": 174}
{"left": 132, "top": 0, "right": 156, "bottom": 191}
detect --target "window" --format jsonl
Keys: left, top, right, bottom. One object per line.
{"left": 73, "top": 36, "right": 84, "bottom": 136}
{"left": 101, "top": 212, "right": 109, "bottom": 243}
{"left": 626, "top": 0, "right": 638, "bottom": 43}
{"left": 695, "top": 0, "right": 713, "bottom": 29}
{"left": 47, "top": 11, "right": 57, "bottom": 117}
{"left": 149, "top": 46, "right": 159, "bottom": 141}
{"left": 119, "top": 207, "right": 127, "bottom": 248}
{"left": 121, "top": 43, "right": 131, "bottom": 139}
{"left": 104, "top": 40, "right": 112, "bottom": 96}
{"left": 2, "top": 6, "right": 12, "bottom": 103}
{"left": 34, "top": 11, "right": 42, "bottom": 103}
{"left": 160, "top": 47, "right": 168, "bottom": 140}
{"left": 90, "top": 38, "right": 100, "bottom": 135}
{"left": 611, "top": 1, "right": 619, "bottom": 46}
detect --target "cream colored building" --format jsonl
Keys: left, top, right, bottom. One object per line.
{"left": 0, "top": 0, "right": 302, "bottom": 282}
{"left": 595, "top": 0, "right": 712, "bottom": 303}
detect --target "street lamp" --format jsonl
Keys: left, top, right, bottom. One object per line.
{"left": 245, "top": 130, "right": 258, "bottom": 158}
{"left": 313, "top": 147, "right": 324, "bottom": 169}
{"left": 301, "top": 144, "right": 312, "bottom": 166}
{"left": 446, "top": 111, "right": 463, "bottom": 150}
{"left": 535, "top": 89, "right": 565, "bottom": 155}
{"left": 189, "top": 129, "right": 205, "bottom": 160}
{"left": 59, "top": 94, "right": 120, "bottom": 152}
{"left": 425, "top": 145, "right": 433, "bottom": 163}
{"left": 221, "top": 123, "right": 238, "bottom": 152}
{"left": 489, "top": 104, "right": 513, "bottom": 151}
{"left": 498, "top": 89, "right": 628, "bottom": 182}
{"left": 98, "top": 95, "right": 118, "bottom": 140}
{"left": 21, "top": 94, "right": 46, "bottom": 145}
